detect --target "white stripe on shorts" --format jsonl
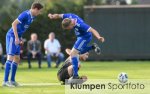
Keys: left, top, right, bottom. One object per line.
{"left": 9, "top": 37, "right": 13, "bottom": 54}
{"left": 77, "top": 40, "right": 86, "bottom": 50}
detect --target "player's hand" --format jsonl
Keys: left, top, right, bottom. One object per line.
{"left": 15, "top": 38, "right": 20, "bottom": 45}
{"left": 20, "top": 39, "right": 24, "bottom": 45}
{"left": 48, "top": 13, "right": 53, "bottom": 19}
{"left": 98, "top": 37, "right": 105, "bottom": 43}
{"left": 80, "top": 52, "right": 89, "bottom": 61}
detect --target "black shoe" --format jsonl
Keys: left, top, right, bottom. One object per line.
{"left": 93, "top": 43, "right": 101, "bottom": 55}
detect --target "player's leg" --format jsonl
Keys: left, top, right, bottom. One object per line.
{"left": 68, "top": 64, "right": 87, "bottom": 84}
{"left": 11, "top": 55, "right": 20, "bottom": 82}
{"left": 3, "top": 55, "right": 14, "bottom": 87}
{"left": 78, "top": 36, "right": 94, "bottom": 54}
{"left": 70, "top": 37, "right": 89, "bottom": 78}
{"left": 79, "top": 45, "right": 94, "bottom": 54}
{"left": 79, "top": 43, "right": 101, "bottom": 55}
{"left": 68, "top": 64, "right": 81, "bottom": 76}
{"left": 3, "top": 35, "right": 15, "bottom": 87}
{"left": 79, "top": 36, "right": 101, "bottom": 55}
{"left": 70, "top": 48, "right": 80, "bottom": 78}
{"left": 10, "top": 45, "right": 20, "bottom": 86}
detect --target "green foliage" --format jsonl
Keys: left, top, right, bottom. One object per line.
{"left": 0, "top": 0, "right": 34, "bottom": 51}
{"left": 0, "top": 0, "right": 84, "bottom": 54}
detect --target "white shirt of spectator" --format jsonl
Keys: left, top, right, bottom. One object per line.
{"left": 44, "top": 39, "right": 61, "bottom": 54}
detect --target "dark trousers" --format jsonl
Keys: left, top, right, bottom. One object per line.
{"left": 0, "top": 55, "right": 5, "bottom": 69}
{"left": 27, "top": 52, "right": 42, "bottom": 68}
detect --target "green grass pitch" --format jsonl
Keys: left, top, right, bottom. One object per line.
{"left": 0, "top": 61, "right": 150, "bottom": 94}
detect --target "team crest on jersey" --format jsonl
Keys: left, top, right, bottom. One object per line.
{"left": 75, "top": 28, "right": 79, "bottom": 32}
{"left": 75, "top": 28, "right": 80, "bottom": 35}
{"left": 69, "top": 16, "right": 72, "bottom": 18}
{"left": 24, "top": 25, "right": 29, "bottom": 29}
{"left": 76, "top": 23, "right": 80, "bottom": 27}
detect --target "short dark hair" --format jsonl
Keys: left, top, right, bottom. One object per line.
{"left": 31, "top": 2, "right": 43, "bottom": 10}
{"left": 62, "top": 18, "right": 72, "bottom": 29}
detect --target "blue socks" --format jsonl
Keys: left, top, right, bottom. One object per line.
{"left": 71, "top": 57, "right": 79, "bottom": 77}
{"left": 4, "top": 61, "right": 18, "bottom": 82}
{"left": 4, "top": 60, "right": 12, "bottom": 82}
{"left": 80, "top": 46, "right": 94, "bottom": 54}
{"left": 11, "top": 62, "right": 18, "bottom": 82}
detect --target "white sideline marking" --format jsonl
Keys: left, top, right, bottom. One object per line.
{"left": 21, "top": 83, "right": 61, "bottom": 86}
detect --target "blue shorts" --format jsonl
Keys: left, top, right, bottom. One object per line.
{"left": 73, "top": 35, "right": 92, "bottom": 52}
{"left": 6, "top": 33, "right": 20, "bottom": 56}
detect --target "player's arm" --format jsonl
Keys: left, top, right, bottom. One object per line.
{"left": 65, "top": 48, "right": 71, "bottom": 55}
{"left": 89, "top": 27, "right": 105, "bottom": 43}
{"left": 48, "top": 13, "right": 63, "bottom": 19}
{"left": 12, "top": 19, "right": 20, "bottom": 44}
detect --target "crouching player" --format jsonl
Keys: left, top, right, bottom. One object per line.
{"left": 57, "top": 48, "right": 89, "bottom": 85}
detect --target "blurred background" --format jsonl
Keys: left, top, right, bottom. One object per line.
{"left": 0, "top": 0, "right": 150, "bottom": 61}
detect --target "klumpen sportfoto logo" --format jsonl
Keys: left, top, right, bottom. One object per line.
{"left": 65, "top": 79, "right": 150, "bottom": 94}
{"left": 69, "top": 82, "right": 145, "bottom": 91}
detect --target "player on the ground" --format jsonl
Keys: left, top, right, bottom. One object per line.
{"left": 57, "top": 48, "right": 88, "bottom": 85}
{"left": 2, "top": 2, "right": 43, "bottom": 87}
{"left": 48, "top": 13, "right": 105, "bottom": 83}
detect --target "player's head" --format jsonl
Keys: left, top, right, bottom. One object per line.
{"left": 31, "top": 2, "right": 43, "bottom": 16}
{"left": 62, "top": 18, "right": 75, "bottom": 30}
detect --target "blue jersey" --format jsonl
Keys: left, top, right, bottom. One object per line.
{"left": 7, "top": 10, "right": 35, "bottom": 38}
{"left": 62, "top": 13, "right": 92, "bottom": 38}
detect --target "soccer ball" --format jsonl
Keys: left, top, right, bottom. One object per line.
{"left": 118, "top": 72, "right": 128, "bottom": 83}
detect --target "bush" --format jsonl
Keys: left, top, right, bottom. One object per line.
{"left": 0, "top": 0, "right": 84, "bottom": 56}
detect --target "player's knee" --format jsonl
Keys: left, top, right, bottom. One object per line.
{"left": 70, "top": 49, "right": 79, "bottom": 57}
{"left": 7, "top": 55, "right": 14, "bottom": 61}
{"left": 70, "top": 51, "right": 78, "bottom": 57}
{"left": 70, "top": 51, "right": 75, "bottom": 57}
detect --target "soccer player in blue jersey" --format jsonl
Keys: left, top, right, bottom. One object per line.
{"left": 48, "top": 13, "right": 105, "bottom": 83}
{"left": 2, "top": 2, "right": 43, "bottom": 87}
